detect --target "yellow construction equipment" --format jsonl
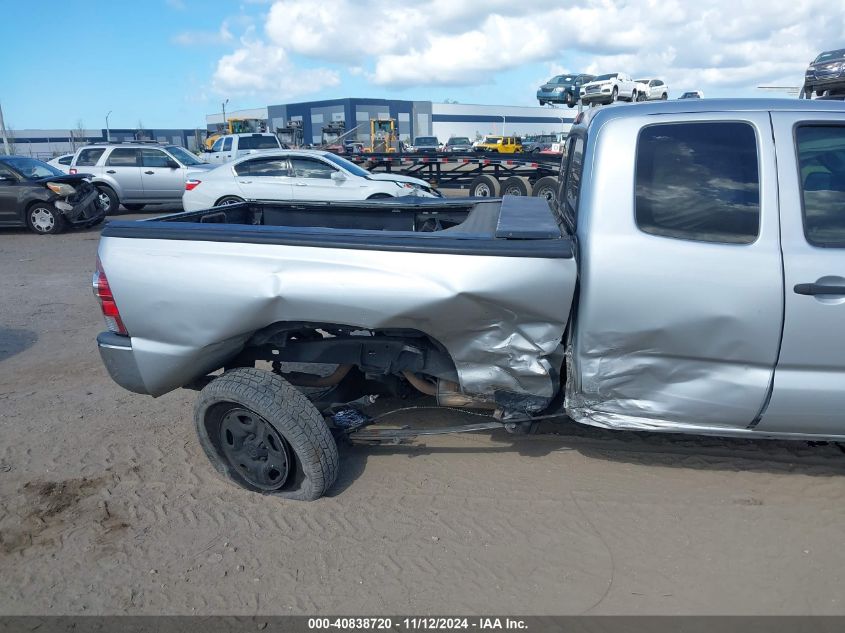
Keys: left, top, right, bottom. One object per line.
{"left": 367, "top": 118, "right": 398, "bottom": 153}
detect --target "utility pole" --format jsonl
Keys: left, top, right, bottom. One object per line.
{"left": 0, "top": 101, "right": 10, "bottom": 155}
{"left": 106, "top": 110, "right": 112, "bottom": 142}
{"left": 222, "top": 99, "right": 229, "bottom": 130}
{"left": 501, "top": 115, "right": 506, "bottom": 136}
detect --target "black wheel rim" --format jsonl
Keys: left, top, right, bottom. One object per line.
{"left": 218, "top": 408, "right": 292, "bottom": 491}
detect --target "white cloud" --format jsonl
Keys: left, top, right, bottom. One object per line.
{"left": 209, "top": 0, "right": 845, "bottom": 98}
{"left": 212, "top": 39, "right": 340, "bottom": 99}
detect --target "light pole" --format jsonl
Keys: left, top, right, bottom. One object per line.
{"left": 105, "top": 110, "right": 112, "bottom": 142}
{"left": 501, "top": 115, "right": 506, "bottom": 136}
{"left": 222, "top": 99, "right": 229, "bottom": 130}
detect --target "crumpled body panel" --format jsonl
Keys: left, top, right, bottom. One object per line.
{"left": 100, "top": 237, "right": 576, "bottom": 405}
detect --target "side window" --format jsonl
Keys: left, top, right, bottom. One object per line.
{"left": 106, "top": 148, "right": 140, "bottom": 167}
{"left": 290, "top": 157, "right": 335, "bottom": 179}
{"left": 141, "top": 149, "right": 172, "bottom": 168}
{"left": 58, "top": 155, "right": 73, "bottom": 165}
{"left": 562, "top": 136, "right": 584, "bottom": 230}
{"left": 235, "top": 158, "right": 289, "bottom": 177}
{"left": 0, "top": 164, "right": 17, "bottom": 180}
{"left": 76, "top": 148, "right": 105, "bottom": 166}
{"left": 211, "top": 138, "right": 224, "bottom": 153}
{"left": 635, "top": 122, "right": 760, "bottom": 244}
{"left": 796, "top": 125, "right": 845, "bottom": 247}
{"left": 222, "top": 137, "right": 233, "bottom": 151}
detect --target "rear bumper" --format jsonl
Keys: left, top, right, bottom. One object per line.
{"left": 97, "top": 332, "right": 149, "bottom": 395}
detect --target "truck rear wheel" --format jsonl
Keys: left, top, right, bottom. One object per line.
{"left": 469, "top": 174, "right": 501, "bottom": 197}
{"left": 532, "top": 176, "right": 559, "bottom": 206}
{"left": 194, "top": 367, "right": 339, "bottom": 501}
{"left": 501, "top": 176, "right": 533, "bottom": 197}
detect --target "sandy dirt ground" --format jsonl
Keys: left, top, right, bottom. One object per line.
{"left": 1, "top": 210, "right": 845, "bottom": 616}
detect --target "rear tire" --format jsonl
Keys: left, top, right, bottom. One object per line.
{"left": 469, "top": 174, "right": 501, "bottom": 197}
{"left": 123, "top": 203, "right": 145, "bottom": 211}
{"left": 95, "top": 185, "right": 119, "bottom": 215}
{"left": 661, "top": 92, "right": 668, "bottom": 100}
{"left": 532, "top": 176, "right": 559, "bottom": 206}
{"left": 501, "top": 176, "right": 533, "bottom": 197}
{"left": 194, "top": 368, "right": 339, "bottom": 501}
{"left": 610, "top": 86, "right": 619, "bottom": 103}
{"left": 215, "top": 195, "right": 245, "bottom": 206}
{"left": 26, "top": 202, "right": 66, "bottom": 235}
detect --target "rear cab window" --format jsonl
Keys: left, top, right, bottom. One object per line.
{"left": 635, "top": 122, "right": 760, "bottom": 244}
{"left": 795, "top": 125, "right": 845, "bottom": 247}
{"left": 560, "top": 134, "right": 585, "bottom": 232}
{"left": 238, "top": 135, "right": 282, "bottom": 150}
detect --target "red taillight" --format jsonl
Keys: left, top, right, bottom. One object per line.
{"left": 69, "top": 168, "right": 77, "bottom": 174}
{"left": 185, "top": 179, "right": 202, "bottom": 191}
{"left": 93, "top": 257, "right": 128, "bottom": 335}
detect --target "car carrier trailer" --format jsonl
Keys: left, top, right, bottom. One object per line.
{"left": 345, "top": 151, "right": 563, "bottom": 203}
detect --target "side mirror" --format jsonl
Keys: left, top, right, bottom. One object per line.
{"left": 330, "top": 171, "right": 346, "bottom": 182}
{"left": 167, "top": 159, "right": 180, "bottom": 169}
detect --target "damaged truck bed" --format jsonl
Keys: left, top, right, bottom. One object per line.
{"left": 97, "top": 196, "right": 576, "bottom": 411}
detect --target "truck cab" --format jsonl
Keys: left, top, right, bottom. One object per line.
{"left": 206, "top": 133, "right": 282, "bottom": 164}
{"left": 561, "top": 99, "right": 845, "bottom": 437}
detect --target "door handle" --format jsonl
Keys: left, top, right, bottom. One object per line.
{"left": 106, "top": 170, "right": 116, "bottom": 174}
{"left": 144, "top": 170, "right": 155, "bottom": 175}
{"left": 794, "top": 283, "right": 845, "bottom": 296}
{"left": 238, "top": 180, "right": 252, "bottom": 184}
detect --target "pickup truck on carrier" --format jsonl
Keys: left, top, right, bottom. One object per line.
{"left": 95, "top": 99, "right": 845, "bottom": 500}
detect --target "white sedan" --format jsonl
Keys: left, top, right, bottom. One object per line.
{"left": 182, "top": 149, "right": 440, "bottom": 211}
{"left": 46, "top": 153, "right": 75, "bottom": 173}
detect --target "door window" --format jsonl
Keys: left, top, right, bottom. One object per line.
{"left": 222, "top": 137, "right": 233, "bottom": 151}
{"left": 0, "top": 164, "right": 17, "bottom": 180}
{"left": 141, "top": 149, "right": 172, "bottom": 168}
{"left": 635, "top": 122, "right": 760, "bottom": 244}
{"left": 211, "top": 138, "right": 224, "bottom": 152}
{"left": 76, "top": 148, "right": 105, "bottom": 166}
{"left": 795, "top": 125, "right": 845, "bottom": 247}
{"left": 105, "top": 148, "right": 140, "bottom": 166}
{"left": 58, "top": 155, "right": 73, "bottom": 165}
{"left": 235, "top": 157, "right": 290, "bottom": 177}
{"left": 290, "top": 157, "right": 335, "bottom": 179}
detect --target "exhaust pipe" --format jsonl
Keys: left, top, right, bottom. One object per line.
{"left": 402, "top": 371, "right": 496, "bottom": 410}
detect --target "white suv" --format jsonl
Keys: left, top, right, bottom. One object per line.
{"left": 634, "top": 78, "right": 669, "bottom": 101}
{"left": 182, "top": 150, "right": 440, "bottom": 211}
{"left": 581, "top": 73, "right": 637, "bottom": 105}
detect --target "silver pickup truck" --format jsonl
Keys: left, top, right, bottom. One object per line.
{"left": 95, "top": 99, "right": 845, "bottom": 500}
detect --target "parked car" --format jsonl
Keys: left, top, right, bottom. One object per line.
{"left": 536, "top": 73, "right": 595, "bottom": 107}
{"left": 0, "top": 155, "right": 104, "bottom": 234}
{"left": 634, "top": 78, "right": 669, "bottom": 101}
{"left": 182, "top": 149, "right": 440, "bottom": 211}
{"left": 473, "top": 136, "right": 523, "bottom": 153}
{"left": 523, "top": 133, "right": 566, "bottom": 154}
{"left": 205, "top": 133, "right": 283, "bottom": 164}
{"left": 580, "top": 73, "right": 638, "bottom": 105}
{"left": 804, "top": 48, "right": 845, "bottom": 97}
{"left": 47, "top": 153, "right": 75, "bottom": 173}
{"left": 407, "top": 136, "right": 440, "bottom": 153}
{"left": 94, "top": 99, "right": 845, "bottom": 500}
{"left": 69, "top": 142, "right": 214, "bottom": 214}
{"left": 678, "top": 91, "right": 703, "bottom": 99}
{"left": 442, "top": 137, "right": 473, "bottom": 152}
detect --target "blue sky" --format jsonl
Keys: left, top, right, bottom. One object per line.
{"left": 1, "top": 0, "right": 839, "bottom": 130}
